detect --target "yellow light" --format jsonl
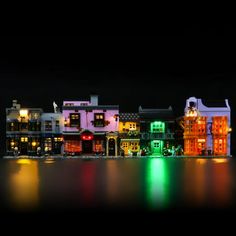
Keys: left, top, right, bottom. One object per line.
{"left": 21, "top": 137, "right": 28, "bottom": 142}
{"left": 44, "top": 158, "right": 55, "bottom": 164}
{"left": 198, "top": 139, "right": 205, "bottom": 143}
{"left": 212, "top": 158, "right": 227, "bottom": 164}
{"left": 10, "top": 141, "right": 15, "bottom": 146}
{"left": 17, "top": 159, "right": 32, "bottom": 165}
{"left": 20, "top": 109, "right": 28, "bottom": 117}
{"left": 32, "top": 141, "right": 37, "bottom": 147}
{"left": 228, "top": 127, "right": 232, "bottom": 132}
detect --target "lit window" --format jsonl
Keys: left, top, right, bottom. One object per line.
{"left": 94, "top": 113, "right": 105, "bottom": 127}
{"left": 45, "top": 120, "right": 52, "bottom": 131}
{"left": 21, "top": 137, "right": 28, "bottom": 142}
{"left": 69, "top": 113, "right": 80, "bottom": 127}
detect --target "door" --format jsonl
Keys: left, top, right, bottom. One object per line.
{"left": 82, "top": 140, "right": 93, "bottom": 154}
{"left": 108, "top": 138, "right": 116, "bottom": 156}
{"left": 20, "top": 142, "right": 28, "bottom": 155}
{"left": 151, "top": 140, "right": 162, "bottom": 155}
{"left": 121, "top": 142, "right": 129, "bottom": 155}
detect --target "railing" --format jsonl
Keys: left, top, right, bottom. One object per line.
{"left": 140, "top": 132, "right": 174, "bottom": 140}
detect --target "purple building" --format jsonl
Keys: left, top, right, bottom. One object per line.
{"left": 62, "top": 95, "right": 119, "bottom": 156}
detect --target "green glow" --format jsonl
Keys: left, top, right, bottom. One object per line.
{"left": 151, "top": 140, "right": 163, "bottom": 155}
{"left": 150, "top": 121, "right": 165, "bottom": 133}
{"left": 146, "top": 158, "right": 169, "bottom": 210}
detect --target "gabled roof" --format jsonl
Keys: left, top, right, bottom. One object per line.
{"left": 201, "top": 99, "right": 228, "bottom": 108}
{"left": 139, "top": 106, "right": 174, "bottom": 120}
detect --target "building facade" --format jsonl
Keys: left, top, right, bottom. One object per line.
{"left": 119, "top": 113, "right": 140, "bottom": 156}
{"left": 6, "top": 100, "right": 42, "bottom": 155}
{"left": 41, "top": 112, "right": 64, "bottom": 154}
{"left": 62, "top": 95, "right": 119, "bottom": 156}
{"left": 139, "top": 106, "right": 175, "bottom": 156}
{"left": 183, "top": 97, "right": 231, "bottom": 156}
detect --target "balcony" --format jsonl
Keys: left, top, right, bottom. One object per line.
{"left": 141, "top": 132, "right": 174, "bottom": 140}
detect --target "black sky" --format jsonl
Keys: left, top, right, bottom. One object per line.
{"left": 1, "top": 23, "right": 236, "bottom": 154}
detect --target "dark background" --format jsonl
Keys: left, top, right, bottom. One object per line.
{"left": 0, "top": 24, "right": 236, "bottom": 155}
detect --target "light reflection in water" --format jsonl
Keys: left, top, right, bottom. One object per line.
{"left": 183, "top": 158, "right": 232, "bottom": 208}
{"left": 80, "top": 162, "right": 96, "bottom": 206}
{"left": 184, "top": 158, "right": 207, "bottom": 206}
{"left": 9, "top": 159, "right": 39, "bottom": 210}
{"left": 146, "top": 158, "right": 169, "bottom": 210}
{"left": 105, "top": 160, "right": 141, "bottom": 208}
{"left": 44, "top": 158, "right": 56, "bottom": 164}
{"left": 210, "top": 158, "right": 232, "bottom": 207}
{"left": 106, "top": 160, "right": 120, "bottom": 206}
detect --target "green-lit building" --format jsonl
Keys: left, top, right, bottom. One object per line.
{"left": 139, "top": 106, "right": 175, "bottom": 156}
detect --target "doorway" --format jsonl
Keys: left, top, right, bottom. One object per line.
{"left": 151, "top": 140, "right": 163, "bottom": 155}
{"left": 108, "top": 138, "right": 115, "bottom": 156}
{"left": 82, "top": 140, "right": 93, "bottom": 154}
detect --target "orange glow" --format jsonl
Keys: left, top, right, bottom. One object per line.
{"left": 183, "top": 116, "right": 207, "bottom": 155}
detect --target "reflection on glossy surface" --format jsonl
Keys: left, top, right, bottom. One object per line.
{"left": 44, "top": 158, "right": 56, "bottom": 164}
{"left": 146, "top": 159, "right": 169, "bottom": 209}
{"left": 1, "top": 157, "right": 236, "bottom": 212}
{"left": 8, "top": 159, "right": 39, "bottom": 210}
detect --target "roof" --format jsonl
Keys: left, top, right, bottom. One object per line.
{"left": 201, "top": 99, "right": 228, "bottom": 108}
{"left": 62, "top": 105, "right": 119, "bottom": 110}
{"left": 139, "top": 106, "right": 174, "bottom": 120}
{"left": 119, "top": 113, "right": 139, "bottom": 121}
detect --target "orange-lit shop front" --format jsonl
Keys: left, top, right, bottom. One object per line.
{"left": 184, "top": 116, "right": 207, "bottom": 156}
{"left": 63, "top": 131, "right": 105, "bottom": 155}
{"left": 64, "top": 135, "right": 81, "bottom": 155}
{"left": 212, "top": 116, "right": 228, "bottom": 155}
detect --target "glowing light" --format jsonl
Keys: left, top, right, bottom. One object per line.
{"left": 228, "top": 127, "right": 232, "bottom": 132}
{"left": 17, "top": 159, "right": 32, "bottom": 165}
{"left": 32, "top": 141, "right": 37, "bottom": 147}
{"left": 9, "top": 160, "right": 39, "bottom": 209}
{"left": 212, "top": 158, "right": 228, "bottom": 164}
{"left": 44, "top": 158, "right": 55, "bottom": 164}
{"left": 198, "top": 139, "right": 206, "bottom": 143}
{"left": 20, "top": 109, "right": 28, "bottom": 117}
{"left": 21, "top": 137, "right": 28, "bottom": 142}
{"left": 146, "top": 159, "right": 169, "bottom": 209}
{"left": 82, "top": 135, "right": 93, "bottom": 140}
{"left": 10, "top": 141, "right": 15, "bottom": 146}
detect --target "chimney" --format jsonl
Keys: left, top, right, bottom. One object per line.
{"left": 90, "top": 94, "right": 98, "bottom": 106}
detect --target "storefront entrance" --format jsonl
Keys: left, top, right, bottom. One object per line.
{"left": 82, "top": 140, "right": 93, "bottom": 154}
{"left": 151, "top": 140, "right": 163, "bottom": 155}
{"left": 108, "top": 138, "right": 115, "bottom": 156}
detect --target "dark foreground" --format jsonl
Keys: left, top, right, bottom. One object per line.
{"left": 1, "top": 157, "right": 236, "bottom": 229}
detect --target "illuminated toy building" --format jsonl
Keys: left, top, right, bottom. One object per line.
{"left": 62, "top": 95, "right": 119, "bottom": 156}
{"left": 139, "top": 106, "right": 175, "bottom": 156}
{"left": 119, "top": 113, "right": 140, "bottom": 156}
{"left": 41, "top": 112, "right": 64, "bottom": 154}
{"left": 6, "top": 100, "right": 64, "bottom": 156}
{"left": 183, "top": 97, "right": 231, "bottom": 156}
{"left": 6, "top": 100, "right": 43, "bottom": 155}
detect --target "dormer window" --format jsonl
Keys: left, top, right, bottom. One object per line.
{"left": 94, "top": 113, "right": 105, "bottom": 127}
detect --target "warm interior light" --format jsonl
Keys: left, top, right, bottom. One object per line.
{"left": 32, "top": 141, "right": 37, "bottom": 147}
{"left": 10, "top": 141, "right": 15, "bottom": 146}
{"left": 20, "top": 109, "right": 28, "bottom": 117}
{"left": 198, "top": 139, "right": 205, "bottom": 143}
